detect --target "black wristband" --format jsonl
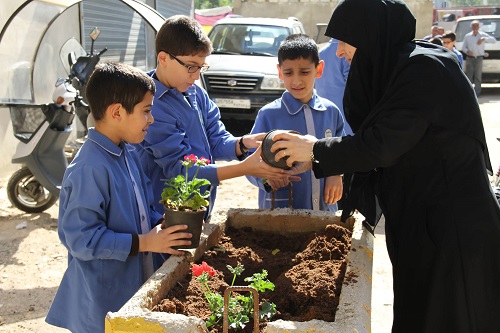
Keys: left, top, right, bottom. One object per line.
{"left": 129, "top": 233, "right": 139, "bottom": 256}
{"left": 239, "top": 135, "right": 249, "bottom": 153}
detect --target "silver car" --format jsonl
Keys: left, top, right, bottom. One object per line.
{"left": 200, "top": 17, "right": 305, "bottom": 121}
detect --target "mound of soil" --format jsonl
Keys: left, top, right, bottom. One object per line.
{"left": 153, "top": 223, "right": 352, "bottom": 333}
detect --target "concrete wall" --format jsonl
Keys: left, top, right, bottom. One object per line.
{"left": 233, "top": 0, "right": 434, "bottom": 41}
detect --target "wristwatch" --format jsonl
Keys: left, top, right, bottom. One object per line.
{"left": 310, "top": 143, "right": 317, "bottom": 162}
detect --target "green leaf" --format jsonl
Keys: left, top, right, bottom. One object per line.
{"left": 260, "top": 302, "right": 277, "bottom": 321}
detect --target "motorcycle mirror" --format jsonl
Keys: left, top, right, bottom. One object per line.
{"left": 55, "top": 77, "right": 66, "bottom": 87}
{"left": 89, "top": 27, "right": 100, "bottom": 55}
{"left": 89, "top": 27, "right": 100, "bottom": 41}
{"left": 68, "top": 51, "right": 77, "bottom": 68}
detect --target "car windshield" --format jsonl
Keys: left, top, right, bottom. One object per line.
{"left": 209, "top": 24, "right": 290, "bottom": 57}
{"left": 455, "top": 18, "right": 500, "bottom": 42}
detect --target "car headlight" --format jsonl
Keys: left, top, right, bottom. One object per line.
{"left": 261, "top": 75, "right": 285, "bottom": 90}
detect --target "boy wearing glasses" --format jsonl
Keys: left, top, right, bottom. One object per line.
{"left": 137, "top": 15, "right": 285, "bottom": 219}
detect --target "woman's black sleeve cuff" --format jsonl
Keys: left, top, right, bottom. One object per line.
{"left": 129, "top": 233, "right": 139, "bottom": 256}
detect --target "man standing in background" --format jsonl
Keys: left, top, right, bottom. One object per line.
{"left": 462, "top": 20, "right": 496, "bottom": 96}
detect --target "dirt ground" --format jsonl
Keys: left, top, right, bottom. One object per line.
{"left": 0, "top": 161, "right": 258, "bottom": 333}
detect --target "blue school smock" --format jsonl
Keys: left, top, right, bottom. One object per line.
{"left": 45, "top": 129, "right": 163, "bottom": 333}
{"left": 247, "top": 91, "right": 345, "bottom": 210}
{"left": 136, "top": 70, "right": 238, "bottom": 216}
{"left": 315, "top": 38, "right": 353, "bottom": 135}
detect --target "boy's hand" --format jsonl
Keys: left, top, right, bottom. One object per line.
{"left": 324, "top": 175, "right": 343, "bottom": 205}
{"left": 266, "top": 176, "right": 290, "bottom": 191}
{"left": 139, "top": 224, "right": 192, "bottom": 256}
{"left": 243, "top": 133, "right": 266, "bottom": 148}
{"left": 243, "top": 146, "right": 286, "bottom": 180}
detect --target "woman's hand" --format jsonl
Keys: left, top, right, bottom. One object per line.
{"left": 270, "top": 132, "right": 318, "bottom": 167}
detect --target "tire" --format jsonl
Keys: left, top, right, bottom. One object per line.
{"left": 494, "top": 186, "right": 500, "bottom": 206}
{"left": 7, "top": 167, "right": 58, "bottom": 213}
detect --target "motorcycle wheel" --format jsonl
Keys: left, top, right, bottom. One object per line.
{"left": 494, "top": 186, "right": 500, "bottom": 206}
{"left": 7, "top": 167, "right": 58, "bottom": 213}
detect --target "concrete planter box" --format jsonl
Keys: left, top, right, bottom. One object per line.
{"left": 105, "top": 208, "right": 373, "bottom": 333}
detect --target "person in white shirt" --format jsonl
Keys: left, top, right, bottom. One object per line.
{"left": 462, "top": 20, "right": 496, "bottom": 96}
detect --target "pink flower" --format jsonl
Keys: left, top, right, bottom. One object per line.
{"left": 184, "top": 154, "right": 197, "bottom": 164}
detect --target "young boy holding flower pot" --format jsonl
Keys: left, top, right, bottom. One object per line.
{"left": 136, "top": 15, "right": 286, "bottom": 220}
{"left": 46, "top": 62, "right": 192, "bottom": 333}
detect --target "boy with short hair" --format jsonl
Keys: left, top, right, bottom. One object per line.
{"left": 247, "top": 34, "right": 345, "bottom": 210}
{"left": 45, "top": 62, "right": 192, "bottom": 333}
{"left": 442, "top": 31, "right": 464, "bottom": 68}
{"left": 137, "top": 15, "right": 284, "bottom": 219}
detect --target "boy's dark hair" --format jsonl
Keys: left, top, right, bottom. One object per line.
{"left": 85, "top": 62, "right": 155, "bottom": 121}
{"left": 429, "top": 37, "right": 443, "bottom": 46}
{"left": 441, "top": 31, "right": 456, "bottom": 42}
{"left": 155, "top": 15, "right": 213, "bottom": 57}
{"left": 278, "top": 34, "right": 319, "bottom": 66}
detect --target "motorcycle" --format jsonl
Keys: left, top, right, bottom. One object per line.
{"left": 6, "top": 28, "right": 106, "bottom": 213}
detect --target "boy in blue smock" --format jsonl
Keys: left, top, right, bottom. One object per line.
{"left": 247, "top": 34, "right": 345, "bottom": 211}
{"left": 45, "top": 62, "right": 192, "bottom": 333}
{"left": 136, "top": 15, "right": 285, "bottom": 220}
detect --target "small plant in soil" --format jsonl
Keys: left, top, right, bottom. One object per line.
{"left": 153, "top": 224, "right": 352, "bottom": 333}
{"left": 192, "top": 261, "right": 277, "bottom": 330}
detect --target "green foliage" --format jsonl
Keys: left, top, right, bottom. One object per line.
{"left": 195, "top": 0, "right": 233, "bottom": 10}
{"left": 160, "top": 155, "right": 211, "bottom": 211}
{"left": 191, "top": 262, "right": 277, "bottom": 330}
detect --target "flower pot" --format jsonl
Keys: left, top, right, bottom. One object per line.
{"left": 163, "top": 208, "right": 205, "bottom": 249}
{"left": 261, "top": 130, "right": 300, "bottom": 170}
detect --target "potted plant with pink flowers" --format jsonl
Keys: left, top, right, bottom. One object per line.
{"left": 160, "top": 154, "right": 211, "bottom": 248}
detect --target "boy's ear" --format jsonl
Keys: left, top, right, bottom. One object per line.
{"left": 108, "top": 103, "right": 123, "bottom": 121}
{"left": 277, "top": 64, "right": 283, "bottom": 80}
{"left": 316, "top": 60, "right": 325, "bottom": 79}
{"left": 158, "top": 51, "right": 168, "bottom": 66}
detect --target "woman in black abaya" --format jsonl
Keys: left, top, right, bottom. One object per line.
{"left": 271, "top": 0, "right": 500, "bottom": 332}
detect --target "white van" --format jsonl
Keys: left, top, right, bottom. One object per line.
{"left": 454, "top": 15, "right": 500, "bottom": 83}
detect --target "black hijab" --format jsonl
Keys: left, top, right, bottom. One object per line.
{"left": 325, "top": 0, "right": 490, "bottom": 171}
{"left": 325, "top": 0, "right": 416, "bottom": 132}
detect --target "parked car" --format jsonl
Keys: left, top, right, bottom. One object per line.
{"left": 454, "top": 15, "right": 500, "bottom": 83}
{"left": 199, "top": 16, "right": 306, "bottom": 121}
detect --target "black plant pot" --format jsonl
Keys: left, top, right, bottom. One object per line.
{"left": 261, "top": 129, "right": 300, "bottom": 170}
{"left": 163, "top": 208, "right": 205, "bottom": 249}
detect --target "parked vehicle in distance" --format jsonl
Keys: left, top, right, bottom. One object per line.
{"left": 454, "top": 15, "right": 500, "bottom": 83}
{"left": 199, "top": 16, "right": 306, "bottom": 121}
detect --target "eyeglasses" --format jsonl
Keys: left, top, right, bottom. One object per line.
{"left": 163, "top": 51, "right": 210, "bottom": 73}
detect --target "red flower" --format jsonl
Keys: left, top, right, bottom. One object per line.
{"left": 197, "top": 157, "right": 211, "bottom": 166}
{"left": 192, "top": 261, "right": 216, "bottom": 277}
{"left": 184, "top": 154, "right": 197, "bottom": 164}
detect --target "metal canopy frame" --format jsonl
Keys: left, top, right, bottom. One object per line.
{"left": 0, "top": 0, "right": 165, "bottom": 104}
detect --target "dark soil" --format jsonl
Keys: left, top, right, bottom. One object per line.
{"left": 153, "top": 223, "right": 352, "bottom": 333}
